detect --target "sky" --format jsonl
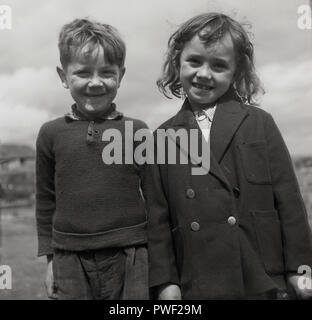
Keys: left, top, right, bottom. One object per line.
{"left": 0, "top": 0, "right": 311, "bottom": 156}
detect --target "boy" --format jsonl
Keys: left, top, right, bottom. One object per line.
{"left": 36, "top": 18, "right": 148, "bottom": 300}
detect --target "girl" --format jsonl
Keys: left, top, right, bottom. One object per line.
{"left": 147, "top": 13, "right": 312, "bottom": 299}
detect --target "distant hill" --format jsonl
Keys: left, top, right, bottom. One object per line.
{"left": 293, "top": 156, "right": 312, "bottom": 170}
{"left": 0, "top": 144, "right": 35, "bottom": 202}
{"left": 0, "top": 144, "right": 35, "bottom": 162}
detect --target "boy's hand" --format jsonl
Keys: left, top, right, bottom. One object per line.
{"left": 45, "top": 257, "right": 58, "bottom": 299}
{"left": 287, "top": 274, "right": 312, "bottom": 300}
{"left": 158, "top": 283, "right": 182, "bottom": 300}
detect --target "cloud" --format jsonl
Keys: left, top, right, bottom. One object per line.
{"left": 0, "top": 103, "right": 50, "bottom": 146}
{"left": 0, "top": 67, "right": 71, "bottom": 114}
{"left": 0, "top": 0, "right": 311, "bottom": 156}
{"left": 259, "top": 58, "right": 312, "bottom": 155}
{"left": 0, "top": 67, "right": 70, "bottom": 146}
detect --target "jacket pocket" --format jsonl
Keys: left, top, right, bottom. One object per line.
{"left": 251, "top": 210, "right": 285, "bottom": 274}
{"left": 238, "top": 141, "right": 272, "bottom": 184}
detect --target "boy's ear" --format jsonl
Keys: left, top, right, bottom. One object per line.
{"left": 118, "top": 67, "right": 126, "bottom": 86}
{"left": 56, "top": 66, "right": 69, "bottom": 89}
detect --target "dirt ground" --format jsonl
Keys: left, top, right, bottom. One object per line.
{"left": 0, "top": 204, "right": 311, "bottom": 300}
{"left": 0, "top": 206, "right": 47, "bottom": 300}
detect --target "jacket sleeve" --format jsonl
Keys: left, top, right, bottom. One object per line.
{"left": 264, "top": 112, "right": 312, "bottom": 272}
{"left": 35, "top": 123, "right": 56, "bottom": 257}
{"left": 145, "top": 133, "right": 180, "bottom": 288}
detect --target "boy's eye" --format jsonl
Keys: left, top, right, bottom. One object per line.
{"left": 76, "top": 71, "right": 90, "bottom": 77}
{"left": 100, "top": 71, "right": 116, "bottom": 77}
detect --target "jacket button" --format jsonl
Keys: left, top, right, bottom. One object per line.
{"left": 233, "top": 187, "right": 240, "bottom": 198}
{"left": 191, "top": 222, "right": 200, "bottom": 231}
{"left": 186, "top": 188, "right": 195, "bottom": 199}
{"left": 227, "top": 216, "right": 237, "bottom": 225}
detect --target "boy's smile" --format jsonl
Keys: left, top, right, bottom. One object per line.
{"left": 179, "top": 33, "right": 236, "bottom": 111}
{"left": 58, "top": 45, "right": 125, "bottom": 118}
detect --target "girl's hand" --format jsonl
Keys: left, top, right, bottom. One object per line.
{"left": 158, "top": 283, "right": 182, "bottom": 300}
{"left": 45, "top": 257, "right": 58, "bottom": 299}
{"left": 287, "top": 274, "right": 312, "bottom": 300}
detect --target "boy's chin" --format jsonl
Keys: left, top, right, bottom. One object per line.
{"left": 78, "top": 103, "right": 112, "bottom": 115}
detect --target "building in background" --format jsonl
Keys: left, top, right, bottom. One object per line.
{"left": 0, "top": 144, "right": 35, "bottom": 204}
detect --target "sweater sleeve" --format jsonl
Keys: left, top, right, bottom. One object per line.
{"left": 264, "top": 112, "right": 312, "bottom": 272}
{"left": 35, "top": 123, "right": 56, "bottom": 257}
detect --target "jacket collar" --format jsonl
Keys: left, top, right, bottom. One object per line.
{"left": 171, "top": 91, "right": 249, "bottom": 163}
{"left": 168, "top": 91, "right": 249, "bottom": 189}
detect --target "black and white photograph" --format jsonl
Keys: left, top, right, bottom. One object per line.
{"left": 0, "top": 0, "right": 312, "bottom": 304}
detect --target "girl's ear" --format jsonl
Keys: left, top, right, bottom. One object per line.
{"left": 56, "top": 66, "right": 69, "bottom": 89}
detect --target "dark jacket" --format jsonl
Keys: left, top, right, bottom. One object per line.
{"left": 147, "top": 95, "right": 312, "bottom": 299}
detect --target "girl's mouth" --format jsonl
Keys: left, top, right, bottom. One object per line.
{"left": 192, "top": 83, "right": 214, "bottom": 90}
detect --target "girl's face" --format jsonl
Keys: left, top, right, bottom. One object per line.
{"left": 179, "top": 32, "right": 236, "bottom": 111}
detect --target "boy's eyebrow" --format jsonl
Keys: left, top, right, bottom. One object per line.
{"left": 73, "top": 64, "right": 118, "bottom": 71}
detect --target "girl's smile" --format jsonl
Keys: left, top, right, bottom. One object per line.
{"left": 179, "top": 33, "right": 236, "bottom": 111}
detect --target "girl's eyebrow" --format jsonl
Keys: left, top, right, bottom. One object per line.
{"left": 185, "top": 53, "right": 231, "bottom": 65}
{"left": 211, "top": 57, "right": 230, "bottom": 64}
{"left": 185, "top": 53, "right": 202, "bottom": 58}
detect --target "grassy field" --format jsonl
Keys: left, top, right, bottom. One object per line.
{"left": 0, "top": 206, "right": 47, "bottom": 300}
{"left": 0, "top": 203, "right": 311, "bottom": 300}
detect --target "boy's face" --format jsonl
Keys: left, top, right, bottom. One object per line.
{"left": 57, "top": 45, "right": 125, "bottom": 117}
{"left": 179, "top": 33, "right": 236, "bottom": 111}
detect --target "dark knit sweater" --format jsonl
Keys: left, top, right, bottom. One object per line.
{"left": 36, "top": 114, "right": 149, "bottom": 256}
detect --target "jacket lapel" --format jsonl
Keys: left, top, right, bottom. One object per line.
{"left": 210, "top": 98, "right": 249, "bottom": 163}
{"left": 170, "top": 99, "right": 204, "bottom": 163}
{"left": 167, "top": 96, "right": 249, "bottom": 190}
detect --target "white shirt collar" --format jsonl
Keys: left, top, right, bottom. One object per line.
{"left": 194, "top": 104, "right": 217, "bottom": 122}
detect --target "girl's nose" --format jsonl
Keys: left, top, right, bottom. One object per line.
{"left": 197, "top": 65, "right": 212, "bottom": 80}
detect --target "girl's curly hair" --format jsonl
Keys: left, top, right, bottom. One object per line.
{"left": 157, "top": 13, "right": 264, "bottom": 105}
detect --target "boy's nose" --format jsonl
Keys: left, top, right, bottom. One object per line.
{"left": 88, "top": 76, "right": 104, "bottom": 88}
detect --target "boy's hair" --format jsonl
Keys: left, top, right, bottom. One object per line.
{"left": 58, "top": 18, "right": 126, "bottom": 69}
{"left": 157, "top": 13, "right": 264, "bottom": 106}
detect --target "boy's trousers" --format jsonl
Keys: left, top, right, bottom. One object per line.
{"left": 52, "top": 245, "right": 148, "bottom": 300}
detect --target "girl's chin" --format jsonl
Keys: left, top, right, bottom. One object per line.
{"left": 189, "top": 98, "right": 217, "bottom": 109}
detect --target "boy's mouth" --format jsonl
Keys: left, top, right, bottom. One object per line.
{"left": 84, "top": 93, "right": 106, "bottom": 97}
{"left": 192, "top": 83, "right": 214, "bottom": 91}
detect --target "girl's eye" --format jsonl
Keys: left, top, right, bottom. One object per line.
{"left": 187, "top": 58, "right": 201, "bottom": 66}
{"left": 212, "top": 64, "right": 227, "bottom": 71}
{"left": 188, "top": 59, "right": 200, "bottom": 65}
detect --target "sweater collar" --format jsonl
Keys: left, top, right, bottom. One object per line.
{"left": 65, "top": 103, "right": 123, "bottom": 122}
